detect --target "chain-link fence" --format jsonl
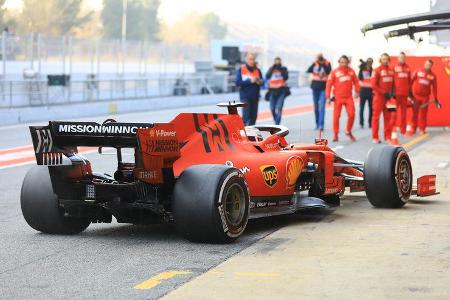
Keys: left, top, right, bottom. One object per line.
{"left": 0, "top": 74, "right": 237, "bottom": 108}
{"left": 0, "top": 32, "right": 309, "bottom": 108}
{"left": 1, "top": 32, "right": 211, "bottom": 80}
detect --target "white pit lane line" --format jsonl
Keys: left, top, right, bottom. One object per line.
{"left": 331, "top": 145, "right": 344, "bottom": 151}
{"left": 436, "top": 162, "right": 448, "bottom": 169}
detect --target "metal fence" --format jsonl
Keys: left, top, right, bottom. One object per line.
{"left": 0, "top": 74, "right": 236, "bottom": 108}
{"left": 0, "top": 74, "right": 307, "bottom": 108}
{"left": 1, "top": 32, "right": 211, "bottom": 80}
{"left": 0, "top": 32, "right": 309, "bottom": 108}
{"left": 0, "top": 32, "right": 228, "bottom": 108}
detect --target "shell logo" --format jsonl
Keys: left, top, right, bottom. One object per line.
{"left": 286, "top": 156, "right": 303, "bottom": 189}
{"left": 149, "top": 129, "right": 155, "bottom": 137}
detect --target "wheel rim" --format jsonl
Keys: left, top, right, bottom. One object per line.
{"left": 224, "top": 183, "right": 246, "bottom": 227}
{"left": 396, "top": 152, "right": 412, "bottom": 201}
{"left": 398, "top": 160, "right": 411, "bottom": 193}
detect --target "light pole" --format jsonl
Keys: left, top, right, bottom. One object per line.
{"left": 121, "top": 0, "right": 127, "bottom": 43}
{"left": 121, "top": 0, "right": 128, "bottom": 76}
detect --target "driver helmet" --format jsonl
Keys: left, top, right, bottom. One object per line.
{"left": 245, "top": 127, "right": 263, "bottom": 142}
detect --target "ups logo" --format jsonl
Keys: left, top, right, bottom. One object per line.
{"left": 260, "top": 165, "right": 278, "bottom": 188}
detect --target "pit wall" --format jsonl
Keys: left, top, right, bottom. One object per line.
{"left": 0, "top": 88, "right": 309, "bottom": 126}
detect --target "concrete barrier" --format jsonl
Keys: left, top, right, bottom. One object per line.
{"left": 0, "top": 88, "right": 309, "bottom": 126}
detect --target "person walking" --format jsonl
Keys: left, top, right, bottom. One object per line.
{"left": 371, "top": 53, "right": 395, "bottom": 144}
{"left": 406, "top": 59, "right": 441, "bottom": 136}
{"left": 325, "top": 55, "right": 360, "bottom": 142}
{"left": 358, "top": 57, "right": 373, "bottom": 128}
{"left": 266, "top": 57, "right": 289, "bottom": 125}
{"left": 307, "top": 53, "right": 331, "bottom": 131}
{"left": 391, "top": 52, "right": 412, "bottom": 144}
{"left": 236, "top": 53, "right": 263, "bottom": 126}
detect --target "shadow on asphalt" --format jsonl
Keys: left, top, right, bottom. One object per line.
{"left": 35, "top": 195, "right": 441, "bottom": 244}
{"left": 55, "top": 208, "right": 337, "bottom": 245}
{"left": 342, "top": 194, "right": 443, "bottom": 207}
{"left": 408, "top": 198, "right": 442, "bottom": 205}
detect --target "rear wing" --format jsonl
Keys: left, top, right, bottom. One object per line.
{"left": 30, "top": 121, "right": 153, "bottom": 165}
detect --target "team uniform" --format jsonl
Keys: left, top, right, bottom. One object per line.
{"left": 407, "top": 69, "right": 438, "bottom": 135}
{"left": 371, "top": 65, "right": 395, "bottom": 143}
{"left": 358, "top": 68, "right": 373, "bottom": 128}
{"left": 393, "top": 63, "right": 411, "bottom": 138}
{"left": 325, "top": 66, "right": 360, "bottom": 141}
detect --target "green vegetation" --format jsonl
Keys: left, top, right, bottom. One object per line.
{"left": 101, "top": 0, "right": 160, "bottom": 41}
{"left": 161, "top": 12, "right": 227, "bottom": 46}
{"left": 19, "top": 0, "right": 93, "bottom": 35}
{"left": 0, "top": 0, "right": 227, "bottom": 45}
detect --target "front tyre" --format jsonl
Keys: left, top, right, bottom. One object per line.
{"left": 364, "top": 146, "right": 413, "bottom": 208}
{"left": 173, "top": 165, "right": 250, "bottom": 243}
{"left": 21, "top": 166, "right": 90, "bottom": 234}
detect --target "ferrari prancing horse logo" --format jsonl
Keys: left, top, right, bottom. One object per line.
{"left": 260, "top": 165, "right": 278, "bottom": 188}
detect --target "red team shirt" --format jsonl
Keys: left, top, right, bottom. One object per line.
{"left": 326, "top": 66, "right": 360, "bottom": 99}
{"left": 371, "top": 65, "right": 394, "bottom": 96}
{"left": 393, "top": 63, "right": 411, "bottom": 96}
{"left": 411, "top": 69, "right": 437, "bottom": 99}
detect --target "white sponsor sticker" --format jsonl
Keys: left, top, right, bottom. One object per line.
{"left": 155, "top": 129, "right": 176, "bottom": 137}
{"left": 418, "top": 79, "right": 430, "bottom": 85}
{"left": 58, "top": 124, "right": 148, "bottom": 134}
{"left": 218, "top": 206, "right": 229, "bottom": 233}
{"left": 139, "top": 170, "right": 158, "bottom": 179}
{"left": 225, "top": 161, "right": 250, "bottom": 174}
{"left": 338, "top": 75, "right": 351, "bottom": 82}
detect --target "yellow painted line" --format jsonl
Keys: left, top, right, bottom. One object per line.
{"left": 402, "top": 133, "right": 429, "bottom": 150}
{"left": 208, "top": 270, "right": 225, "bottom": 275}
{"left": 235, "top": 272, "right": 280, "bottom": 277}
{"left": 134, "top": 271, "right": 192, "bottom": 290}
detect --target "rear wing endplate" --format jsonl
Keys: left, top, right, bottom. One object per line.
{"left": 412, "top": 175, "right": 439, "bottom": 197}
{"left": 30, "top": 121, "right": 153, "bottom": 165}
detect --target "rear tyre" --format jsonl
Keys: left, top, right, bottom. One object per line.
{"left": 173, "top": 165, "right": 250, "bottom": 243}
{"left": 364, "top": 145, "right": 413, "bottom": 208}
{"left": 21, "top": 166, "right": 91, "bottom": 234}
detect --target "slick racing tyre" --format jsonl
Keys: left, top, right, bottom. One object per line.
{"left": 364, "top": 145, "right": 413, "bottom": 208}
{"left": 173, "top": 165, "right": 250, "bottom": 243}
{"left": 21, "top": 166, "right": 91, "bottom": 234}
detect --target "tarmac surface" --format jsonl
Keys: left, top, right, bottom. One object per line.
{"left": 0, "top": 93, "right": 448, "bottom": 299}
{"left": 164, "top": 133, "right": 450, "bottom": 300}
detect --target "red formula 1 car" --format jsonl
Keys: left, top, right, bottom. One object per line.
{"left": 21, "top": 103, "right": 438, "bottom": 242}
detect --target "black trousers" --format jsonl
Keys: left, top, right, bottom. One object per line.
{"left": 241, "top": 97, "right": 259, "bottom": 126}
{"left": 359, "top": 88, "right": 373, "bottom": 127}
